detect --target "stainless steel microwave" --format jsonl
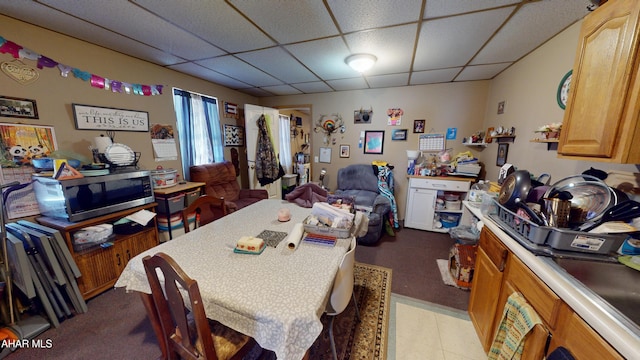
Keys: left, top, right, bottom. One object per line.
{"left": 32, "top": 170, "right": 154, "bottom": 222}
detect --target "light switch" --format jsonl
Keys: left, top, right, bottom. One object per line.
{"left": 314, "top": 156, "right": 319, "bottom": 163}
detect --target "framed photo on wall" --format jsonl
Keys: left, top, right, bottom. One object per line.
{"left": 364, "top": 130, "right": 384, "bottom": 154}
{"left": 392, "top": 129, "right": 407, "bottom": 141}
{"left": 339, "top": 144, "right": 350, "bottom": 158}
{"left": 0, "top": 96, "right": 38, "bottom": 119}
{"left": 319, "top": 147, "right": 331, "bottom": 163}
{"left": 413, "top": 119, "right": 425, "bottom": 133}
{"left": 496, "top": 143, "right": 509, "bottom": 166}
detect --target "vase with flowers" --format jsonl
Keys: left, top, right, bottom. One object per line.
{"left": 534, "top": 122, "right": 562, "bottom": 139}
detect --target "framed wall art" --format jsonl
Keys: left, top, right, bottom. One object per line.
{"left": 319, "top": 147, "right": 331, "bottom": 163}
{"left": 224, "top": 124, "right": 245, "bottom": 146}
{"left": 339, "top": 144, "right": 350, "bottom": 158}
{"left": 72, "top": 104, "right": 149, "bottom": 132}
{"left": 413, "top": 119, "right": 425, "bottom": 133}
{"left": 364, "top": 130, "right": 384, "bottom": 154}
{"left": 497, "top": 143, "right": 509, "bottom": 166}
{"left": 392, "top": 129, "right": 407, "bottom": 141}
{"left": 0, "top": 96, "right": 38, "bottom": 119}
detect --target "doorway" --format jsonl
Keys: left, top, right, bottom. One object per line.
{"left": 275, "top": 105, "right": 312, "bottom": 185}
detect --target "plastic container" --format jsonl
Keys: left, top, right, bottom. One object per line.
{"left": 469, "top": 180, "right": 487, "bottom": 203}
{"left": 445, "top": 200, "right": 461, "bottom": 210}
{"left": 150, "top": 168, "right": 178, "bottom": 188}
{"left": 156, "top": 193, "right": 185, "bottom": 214}
{"left": 440, "top": 212, "right": 461, "bottom": 228}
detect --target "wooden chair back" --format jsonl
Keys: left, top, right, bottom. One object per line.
{"left": 182, "top": 195, "right": 227, "bottom": 233}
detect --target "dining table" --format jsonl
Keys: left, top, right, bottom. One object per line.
{"left": 114, "top": 199, "right": 351, "bottom": 360}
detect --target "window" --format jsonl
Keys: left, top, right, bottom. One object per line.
{"left": 172, "top": 89, "right": 223, "bottom": 180}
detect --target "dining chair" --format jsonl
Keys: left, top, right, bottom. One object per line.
{"left": 182, "top": 195, "right": 227, "bottom": 233}
{"left": 142, "top": 252, "right": 256, "bottom": 360}
{"left": 325, "top": 237, "right": 360, "bottom": 360}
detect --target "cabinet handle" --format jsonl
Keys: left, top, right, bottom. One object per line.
{"left": 116, "top": 253, "right": 121, "bottom": 267}
{"left": 499, "top": 250, "right": 508, "bottom": 272}
{"left": 126, "top": 249, "right": 131, "bottom": 261}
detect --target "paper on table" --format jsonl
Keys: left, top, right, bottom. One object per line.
{"left": 125, "top": 209, "right": 157, "bottom": 226}
{"left": 287, "top": 223, "right": 305, "bottom": 250}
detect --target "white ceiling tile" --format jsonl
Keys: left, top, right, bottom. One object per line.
{"left": 229, "top": 0, "right": 337, "bottom": 43}
{"left": 286, "top": 37, "right": 356, "bottom": 80}
{"left": 367, "top": 73, "right": 410, "bottom": 88}
{"left": 414, "top": 7, "right": 514, "bottom": 70}
{"left": 410, "top": 68, "right": 462, "bottom": 85}
{"left": 455, "top": 63, "right": 512, "bottom": 81}
{"left": 237, "top": 87, "right": 275, "bottom": 97}
{"left": 471, "top": 0, "right": 590, "bottom": 64}
{"left": 196, "top": 56, "right": 282, "bottom": 87}
{"left": 132, "top": 0, "right": 275, "bottom": 53}
{"left": 260, "top": 84, "right": 303, "bottom": 96}
{"left": 236, "top": 47, "right": 319, "bottom": 83}
{"left": 292, "top": 82, "right": 335, "bottom": 94}
{"left": 168, "top": 63, "right": 250, "bottom": 89}
{"left": 39, "top": 0, "right": 225, "bottom": 60}
{"left": 345, "top": 24, "right": 417, "bottom": 75}
{"left": 328, "top": 0, "right": 423, "bottom": 33}
{"left": 326, "top": 77, "right": 369, "bottom": 91}
{"left": 0, "top": 1, "right": 185, "bottom": 66}
{"left": 425, "top": 0, "right": 520, "bottom": 18}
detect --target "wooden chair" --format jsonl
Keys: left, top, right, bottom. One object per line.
{"left": 142, "top": 252, "right": 257, "bottom": 360}
{"left": 182, "top": 195, "right": 227, "bottom": 233}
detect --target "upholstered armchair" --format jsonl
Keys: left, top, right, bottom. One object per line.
{"left": 334, "top": 164, "right": 391, "bottom": 245}
{"left": 189, "top": 161, "right": 268, "bottom": 213}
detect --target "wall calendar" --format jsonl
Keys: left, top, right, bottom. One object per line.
{"left": 419, "top": 133, "right": 445, "bottom": 152}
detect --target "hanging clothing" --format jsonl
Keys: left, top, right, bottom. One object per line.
{"left": 375, "top": 164, "right": 399, "bottom": 229}
{"left": 255, "top": 114, "right": 282, "bottom": 186}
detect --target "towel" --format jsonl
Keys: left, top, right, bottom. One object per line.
{"left": 489, "top": 292, "right": 543, "bottom": 360}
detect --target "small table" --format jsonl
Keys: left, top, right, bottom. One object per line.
{"left": 153, "top": 181, "right": 205, "bottom": 240}
{"left": 115, "top": 199, "right": 350, "bottom": 360}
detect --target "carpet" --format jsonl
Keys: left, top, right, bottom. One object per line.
{"left": 308, "top": 262, "right": 392, "bottom": 360}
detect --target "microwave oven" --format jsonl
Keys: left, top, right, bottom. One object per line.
{"left": 32, "top": 170, "right": 155, "bottom": 222}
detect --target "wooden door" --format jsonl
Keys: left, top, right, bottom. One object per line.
{"left": 245, "top": 104, "right": 282, "bottom": 199}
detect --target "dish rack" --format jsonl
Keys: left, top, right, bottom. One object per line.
{"left": 488, "top": 200, "right": 627, "bottom": 259}
{"left": 97, "top": 152, "right": 141, "bottom": 171}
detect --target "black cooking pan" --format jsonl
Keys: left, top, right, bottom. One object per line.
{"left": 498, "top": 170, "right": 545, "bottom": 225}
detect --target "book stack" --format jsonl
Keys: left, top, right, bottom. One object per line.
{"left": 303, "top": 232, "right": 337, "bottom": 246}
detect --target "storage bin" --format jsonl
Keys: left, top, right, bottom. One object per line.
{"left": 184, "top": 189, "right": 201, "bottom": 207}
{"left": 156, "top": 193, "right": 185, "bottom": 214}
{"left": 440, "top": 212, "right": 461, "bottom": 228}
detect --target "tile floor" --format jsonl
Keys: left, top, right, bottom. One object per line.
{"left": 387, "top": 293, "right": 486, "bottom": 360}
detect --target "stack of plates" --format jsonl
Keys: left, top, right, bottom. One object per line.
{"left": 104, "top": 143, "right": 135, "bottom": 166}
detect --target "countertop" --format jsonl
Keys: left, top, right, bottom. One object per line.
{"left": 464, "top": 202, "right": 640, "bottom": 359}
{"left": 407, "top": 175, "right": 475, "bottom": 182}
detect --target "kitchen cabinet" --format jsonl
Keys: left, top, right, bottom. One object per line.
{"left": 558, "top": 0, "right": 640, "bottom": 163}
{"left": 469, "top": 227, "right": 624, "bottom": 359}
{"left": 404, "top": 176, "right": 471, "bottom": 232}
{"left": 37, "top": 203, "right": 159, "bottom": 300}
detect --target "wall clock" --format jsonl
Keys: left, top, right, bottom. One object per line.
{"left": 557, "top": 70, "right": 572, "bottom": 110}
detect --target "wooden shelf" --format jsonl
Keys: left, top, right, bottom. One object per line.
{"left": 464, "top": 142, "right": 488, "bottom": 147}
{"left": 530, "top": 138, "right": 559, "bottom": 150}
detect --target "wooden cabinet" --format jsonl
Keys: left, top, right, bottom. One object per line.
{"left": 558, "top": 0, "right": 640, "bottom": 162}
{"left": 37, "top": 203, "right": 159, "bottom": 300}
{"left": 468, "top": 228, "right": 508, "bottom": 350}
{"left": 404, "top": 177, "right": 471, "bottom": 232}
{"left": 469, "top": 227, "right": 623, "bottom": 359}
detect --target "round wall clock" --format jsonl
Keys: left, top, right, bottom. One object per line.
{"left": 557, "top": 70, "right": 572, "bottom": 110}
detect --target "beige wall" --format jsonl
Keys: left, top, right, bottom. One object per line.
{"left": 480, "top": 20, "right": 639, "bottom": 182}
{"left": 0, "top": 15, "right": 258, "bottom": 181}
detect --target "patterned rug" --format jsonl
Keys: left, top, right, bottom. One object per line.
{"left": 308, "top": 262, "right": 392, "bottom": 360}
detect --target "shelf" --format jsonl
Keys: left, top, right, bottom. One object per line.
{"left": 463, "top": 142, "right": 488, "bottom": 147}
{"left": 530, "top": 138, "right": 559, "bottom": 151}
{"left": 493, "top": 135, "right": 516, "bottom": 143}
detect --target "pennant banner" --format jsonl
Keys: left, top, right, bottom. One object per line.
{"left": 0, "top": 35, "right": 164, "bottom": 96}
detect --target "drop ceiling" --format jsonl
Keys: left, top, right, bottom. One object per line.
{"left": 0, "top": 1, "right": 596, "bottom": 97}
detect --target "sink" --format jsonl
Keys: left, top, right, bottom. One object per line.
{"left": 548, "top": 257, "right": 640, "bottom": 331}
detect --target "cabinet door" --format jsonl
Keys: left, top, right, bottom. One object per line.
{"left": 469, "top": 247, "right": 504, "bottom": 351}
{"left": 75, "top": 246, "right": 120, "bottom": 299}
{"left": 559, "top": 0, "right": 640, "bottom": 161}
{"left": 404, "top": 187, "right": 436, "bottom": 230}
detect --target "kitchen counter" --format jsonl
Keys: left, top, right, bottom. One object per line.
{"left": 407, "top": 175, "right": 475, "bottom": 182}
{"left": 465, "top": 202, "right": 640, "bottom": 358}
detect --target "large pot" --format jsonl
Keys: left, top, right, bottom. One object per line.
{"left": 498, "top": 170, "right": 544, "bottom": 225}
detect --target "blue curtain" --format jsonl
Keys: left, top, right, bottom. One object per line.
{"left": 172, "top": 89, "right": 223, "bottom": 181}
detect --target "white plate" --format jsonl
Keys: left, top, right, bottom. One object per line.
{"left": 104, "top": 143, "right": 135, "bottom": 166}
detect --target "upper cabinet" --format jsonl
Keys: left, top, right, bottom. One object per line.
{"left": 558, "top": 0, "right": 640, "bottom": 163}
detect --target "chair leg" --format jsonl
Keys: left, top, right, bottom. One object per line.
{"left": 352, "top": 292, "right": 361, "bottom": 322}
{"left": 329, "top": 315, "right": 338, "bottom": 360}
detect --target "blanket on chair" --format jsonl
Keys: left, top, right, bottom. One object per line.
{"left": 285, "top": 183, "right": 328, "bottom": 208}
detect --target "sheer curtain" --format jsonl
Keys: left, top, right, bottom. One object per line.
{"left": 278, "top": 114, "right": 292, "bottom": 173}
{"left": 172, "top": 89, "right": 223, "bottom": 180}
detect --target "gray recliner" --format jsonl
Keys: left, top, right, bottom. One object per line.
{"left": 334, "top": 164, "right": 391, "bottom": 245}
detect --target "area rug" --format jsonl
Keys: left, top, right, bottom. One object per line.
{"left": 437, "top": 258, "right": 463, "bottom": 289}
{"left": 308, "top": 262, "right": 392, "bottom": 360}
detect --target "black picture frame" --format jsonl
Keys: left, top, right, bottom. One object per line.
{"left": 72, "top": 103, "right": 149, "bottom": 131}
{"left": 0, "top": 96, "right": 38, "bottom": 119}
{"left": 364, "top": 130, "right": 384, "bottom": 154}
{"left": 392, "top": 129, "right": 408, "bottom": 141}
{"left": 413, "top": 119, "right": 425, "bottom": 133}
{"left": 497, "top": 143, "right": 509, "bottom": 166}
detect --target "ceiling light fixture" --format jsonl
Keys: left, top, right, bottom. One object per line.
{"left": 345, "top": 54, "right": 377, "bottom": 73}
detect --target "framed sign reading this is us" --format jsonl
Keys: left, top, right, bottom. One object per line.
{"left": 72, "top": 103, "right": 149, "bottom": 132}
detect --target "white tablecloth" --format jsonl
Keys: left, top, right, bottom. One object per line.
{"left": 115, "top": 199, "right": 350, "bottom": 360}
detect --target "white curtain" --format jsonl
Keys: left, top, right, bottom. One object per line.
{"left": 190, "top": 94, "right": 214, "bottom": 165}
{"left": 278, "top": 114, "right": 292, "bottom": 174}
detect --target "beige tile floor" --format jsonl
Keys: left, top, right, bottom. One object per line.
{"left": 388, "top": 293, "right": 487, "bottom": 360}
